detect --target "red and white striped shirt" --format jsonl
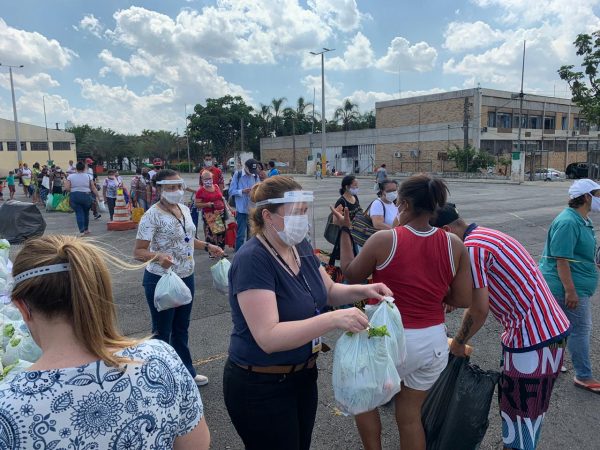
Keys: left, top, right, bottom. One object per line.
{"left": 466, "top": 226, "right": 570, "bottom": 350}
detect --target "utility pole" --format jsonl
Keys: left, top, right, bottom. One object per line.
{"left": 310, "top": 48, "right": 334, "bottom": 178}
{"left": 185, "top": 104, "right": 191, "bottom": 173}
{"left": 42, "top": 95, "right": 52, "bottom": 165}
{"left": 1, "top": 63, "right": 25, "bottom": 165}
{"left": 292, "top": 119, "right": 296, "bottom": 172}
{"left": 518, "top": 41, "right": 526, "bottom": 181}
{"left": 462, "top": 97, "right": 470, "bottom": 149}
{"left": 240, "top": 118, "right": 245, "bottom": 153}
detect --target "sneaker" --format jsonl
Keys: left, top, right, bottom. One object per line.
{"left": 194, "top": 374, "right": 209, "bottom": 386}
{"left": 94, "top": 214, "right": 101, "bottom": 220}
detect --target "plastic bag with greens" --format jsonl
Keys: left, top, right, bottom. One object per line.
{"left": 332, "top": 320, "right": 401, "bottom": 415}
{"left": 211, "top": 258, "right": 231, "bottom": 295}
{"left": 366, "top": 297, "right": 406, "bottom": 370}
{"left": 2, "top": 332, "right": 42, "bottom": 366}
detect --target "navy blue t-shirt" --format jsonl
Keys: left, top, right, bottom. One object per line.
{"left": 228, "top": 237, "right": 328, "bottom": 366}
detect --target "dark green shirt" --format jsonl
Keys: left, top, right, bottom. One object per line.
{"left": 540, "top": 207, "right": 598, "bottom": 298}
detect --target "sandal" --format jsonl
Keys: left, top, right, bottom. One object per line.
{"left": 573, "top": 378, "right": 600, "bottom": 394}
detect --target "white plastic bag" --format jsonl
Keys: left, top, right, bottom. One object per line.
{"left": 154, "top": 269, "right": 193, "bottom": 312}
{"left": 366, "top": 297, "right": 407, "bottom": 369}
{"left": 98, "top": 200, "right": 108, "bottom": 212}
{"left": 210, "top": 258, "right": 231, "bottom": 295}
{"left": 2, "top": 332, "right": 42, "bottom": 366}
{"left": 45, "top": 193, "right": 54, "bottom": 211}
{"left": 332, "top": 319, "right": 402, "bottom": 416}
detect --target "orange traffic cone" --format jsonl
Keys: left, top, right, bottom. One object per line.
{"left": 107, "top": 188, "right": 137, "bottom": 231}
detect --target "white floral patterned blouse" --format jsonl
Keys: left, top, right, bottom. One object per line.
{"left": 136, "top": 203, "right": 197, "bottom": 278}
{"left": 0, "top": 339, "right": 203, "bottom": 450}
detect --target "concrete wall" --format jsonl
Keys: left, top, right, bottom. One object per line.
{"left": 377, "top": 96, "right": 470, "bottom": 129}
{"left": 0, "top": 118, "right": 76, "bottom": 177}
{"left": 376, "top": 139, "right": 465, "bottom": 173}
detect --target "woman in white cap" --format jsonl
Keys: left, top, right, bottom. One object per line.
{"left": 540, "top": 178, "right": 600, "bottom": 394}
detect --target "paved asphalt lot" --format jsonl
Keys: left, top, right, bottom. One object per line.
{"left": 4, "top": 174, "right": 599, "bottom": 450}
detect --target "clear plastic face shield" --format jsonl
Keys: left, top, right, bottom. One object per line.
{"left": 254, "top": 191, "right": 316, "bottom": 247}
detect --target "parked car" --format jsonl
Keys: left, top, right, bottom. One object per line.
{"left": 566, "top": 162, "right": 600, "bottom": 179}
{"left": 525, "top": 168, "right": 566, "bottom": 181}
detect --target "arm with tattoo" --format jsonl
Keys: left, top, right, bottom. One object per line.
{"left": 452, "top": 288, "right": 490, "bottom": 350}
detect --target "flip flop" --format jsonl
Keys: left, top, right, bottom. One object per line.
{"left": 573, "top": 379, "right": 600, "bottom": 394}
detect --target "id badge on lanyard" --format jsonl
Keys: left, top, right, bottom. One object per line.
{"left": 311, "top": 304, "right": 322, "bottom": 354}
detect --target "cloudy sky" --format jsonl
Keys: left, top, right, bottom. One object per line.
{"left": 1, "top": 0, "right": 599, "bottom": 134}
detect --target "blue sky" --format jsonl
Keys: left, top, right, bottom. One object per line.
{"left": 1, "top": 0, "right": 599, "bottom": 134}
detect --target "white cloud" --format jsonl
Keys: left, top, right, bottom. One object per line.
{"left": 348, "top": 87, "right": 451, "bottom": 111}
{"left": 443, "top": 21, "right": 504, "bottom": 52}
{"left": 79, "top": 14, "right": 104, "bottom": 38}
{"left": 376, "top": 37, "right": 438, "bottom": 73}
{"left": 0, "top": 72, "right": 59, "bottom": 91}
{"left": 307, "top": 0, "right": 363, "bottom": 30}
{"left": 303, "top": 32, "right": 375, "bottom": 70}
{"left": 0, "top": 18, "right": 76, "bottom": 68}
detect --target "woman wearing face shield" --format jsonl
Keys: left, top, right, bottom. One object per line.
{"left": 331, "top": 174, "right": 473, "bottom": 450}
{"left": 370, "top": 179, "right": 399, "bottom": 230}
{"left": 134, "top": 169, "right": 225, "bottom": 386}
{"left": 223, "top": 176, "right": 393, "bottom": 450}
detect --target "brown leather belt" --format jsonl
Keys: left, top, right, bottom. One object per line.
{"left": 236, "top": 355, "right": 318, "bottom": 374}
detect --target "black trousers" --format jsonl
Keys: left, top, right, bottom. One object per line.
{"left": 223, "top": 358, "right": 318, "bottom": 450}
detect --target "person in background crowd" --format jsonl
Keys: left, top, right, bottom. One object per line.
{"left": 84, "top": 158, "right": 101, "bottom": 220}
{"left": 370, "top": 179, "right": 399, "bottom": 230}
{"left": 64, "top": 161, "right": 101, "bottom": 236}
{"left": 196, "top": 170, "right": 227, "bottom": 251}
{"left": 102, "top": 169, "right": 123, "bottom": 221}
{"left": 315, "top": 160, "right": 323, "bottom": 179}
{"left": 335, "top": 175, "right": 362, "bottom": 221}
{"left": 267, "top": 160, "right": 280, "bottom": 177}
{"left": 7, "top": 171, "right": 16, "bottom": 200}
{"left": 1, "top": 235, "right": 210, "bottom": 449}
{"left": 134, "top": 169, "right": 225, "bottom": 387}
{"left": 0, "top": 178, "right": 4, "bottom": 202}
{"left": 433, "top": 203, "right": 571, "bottom": 450}
{"left": 50, "top": 167, "right": 65, "bottom": 194}
{"left": 257, "top": 163, "right": 267, "bottom": 181}
{"left": 31, "top": 162, "right": 41, "bottom": 204}
{"left": 201, "top": 153, "right": 225, "bottom": 190}
{"left": 66, "top": 159, "right": 76, "bottom": 174}
{"left": 229, "top": 158, "right": 261, "bottom": 250}
{"left": 539, "top": 179, "right": 600, "bottom": 395}
{"left": 21, "top": 163, "right": 32, "bottom": 198}
{"left": 224, "top": 175, "right": 392, "bottom": 450}
{"left": 331, "top": 174, "right": 472, "bottom": 450}
{"left": 39, "top": 166, "right": 50, "bottom": 203}
{"left": 131, "top": 167, "right": 149, "bottom": 211}
{"left": 375, "top": 163, "right": 388, "bottom": 188}
{"left": 326, "top": 161, "right": 332, "bottom": 177}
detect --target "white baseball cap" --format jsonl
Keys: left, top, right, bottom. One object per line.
{"left": 568, "top": 179, "right": 600, "bottom": 199}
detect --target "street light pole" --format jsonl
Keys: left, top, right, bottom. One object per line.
{"left": 310, "top": 48, "right": 334, "bottom": 177}
{"left": 42, "top": 95, "right": 52, "bottom": 164}
{"left": 1, "top": 63, "right": 25, "bottom": 165}
{"left": 185, "top": 104, "right": 192, "bottom": 173}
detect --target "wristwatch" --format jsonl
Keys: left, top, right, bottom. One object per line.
{"left": 204, "top": 243, "right": 209, "bottom": 252}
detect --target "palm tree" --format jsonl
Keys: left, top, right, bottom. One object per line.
{"left": 271, "top": 97, "right": 287, "bottom": 135}
{"left": 257, "top": 104, "right": 272, "bottom": 137}
{"left": 334, "top": 99, "right": 360, "bottom": 131}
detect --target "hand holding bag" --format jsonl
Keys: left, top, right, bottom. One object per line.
{"left": 210, "top": 258, "right": 231, "bottom": 295}
{"left": 154, "top": 269, "right": 193, "bottom": 312}
{"left": 204, "top": 211, "right": 226, "bottom": 234}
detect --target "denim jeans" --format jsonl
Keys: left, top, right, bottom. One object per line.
{"left": 143, "top": 270, "right": 197, "bottom": 378}
{"left": 555, "top": 294, "right": 593, "bottom": 380}
{"left": 106, "top": 197, "right": 116, "bottom": 221}
{"left": 69, "top": 191, "right": 92, "bottom": 233}
{"left": 235, "top": 212, "right": 249, "bottom": 251}
{"left": 223, "top": 359, "right": 318, "bottom": 450}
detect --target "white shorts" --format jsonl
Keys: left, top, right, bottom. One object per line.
{"left": 397, "top": 324, "right": 448, "bottom": 391}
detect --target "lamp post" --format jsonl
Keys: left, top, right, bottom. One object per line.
{"left": 185, "top": 104, "right": 192, "bottom": 173}
{"left": 310, "top": 48, "right": 334, "bottom": 178}
{"left": 1, "top": 63, "right": 24, "bottom": 165}
{"left": 42, "top": 95, "right": 53, "bottom": 165}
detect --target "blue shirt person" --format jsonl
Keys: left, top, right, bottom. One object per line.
{"left": 229, "top": 158, "right": 260, "bottom": 250}
{"left": 267, "top": 161, "right": 280, "bottom": 177}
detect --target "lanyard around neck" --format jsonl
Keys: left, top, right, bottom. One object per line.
{"left": 162, "top": 203, "right": 190, "bottom": 242}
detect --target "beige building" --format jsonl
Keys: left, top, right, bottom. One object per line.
{"left": 0, "top": 118, "right": 77, "bottom": 177}
{"left": 261, "top": 88, "right": 598, "bottom": 176}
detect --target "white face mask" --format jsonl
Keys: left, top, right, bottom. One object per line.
{"left": 349, "top": 187, "right": 359, "bottom": 196}
{"left": 385, "top": 191, "right": 398, "bottom": 203}
{"left": 204, "top": 160, "right": 213, "bottom": 167}
{"left": 161, "top": 190, "right": 184, "bottom": 204}
{"left": 592, "top": 196, "right": 600, "bottom": 212}
{"left": 273, "top": 214, "right": 309, "bottom": 246}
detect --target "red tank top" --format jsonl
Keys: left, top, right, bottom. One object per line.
{"left": 373, "top": 226, "right": 455, "bottom": 329}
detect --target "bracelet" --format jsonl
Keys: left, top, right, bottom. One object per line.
{"left": 204, "top": 243, "right": 209, "bottom": 252}
{"left": 340, "top": 226, "right": 352, "bottom": 234}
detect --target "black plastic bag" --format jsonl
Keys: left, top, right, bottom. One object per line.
{"left": 0, "top": 201, "right": 46, "bottom": 244}
{"left": 422, "top": 355, "right": 501, "bottom": 450}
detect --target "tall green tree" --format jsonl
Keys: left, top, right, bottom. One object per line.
{"left": 188, "top": 95, "right": 257, "bottom": 162}
{"left": 270, "top": 97, "right": 287, "bottom": 135}
{"left": 558, "top": 31, "right": 600, "bottom": 126}
{"left": 334, "top": 99, "right": 360, "bottom": 131}
{"left": 257, "top": 104, "right": 272, "bottom": 137}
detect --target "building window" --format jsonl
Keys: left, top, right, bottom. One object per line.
{"left": 513, "top": 114, "right": 528, "bottom": 128}
{"left": 487, "top": 112, "right": 496, "bottom": 127}
{"left": 0, "top": 142, "right": 3, "bottom": 151}
{"left": 31, "top": 141, "right": 49, "bottom": 151}
{"left": 544, "top": 117, "right": 555, "bottom": 130}
{"left": 497, "top": 112, "right": 512, "bottom": 129}
{"left": 561, "top": 117, "right": 568, "bottom": 130}
{"left": 7, "top": 141, "right": 26, "bottom": 151}
{"left": 573, "top": 118, "right": 580, "bottom": 130}
{"left": 52, "top": 141, "right": 71, "bottom": 151}
{"left": 528, "top": 116, "right": 541, "bottom": 129}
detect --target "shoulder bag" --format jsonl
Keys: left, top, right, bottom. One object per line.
{"left": 350, "top": 199, "right": 384, "bottom": 247}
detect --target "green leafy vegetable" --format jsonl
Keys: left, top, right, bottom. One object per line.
{"left": 9, "top": 336, "right": 21, "bottom": 347}
{"left": 2, "top": 324, "right": 14, "bottom": 338}
{"left": 368, "top": 325, "right": 390, "bottom": 339}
